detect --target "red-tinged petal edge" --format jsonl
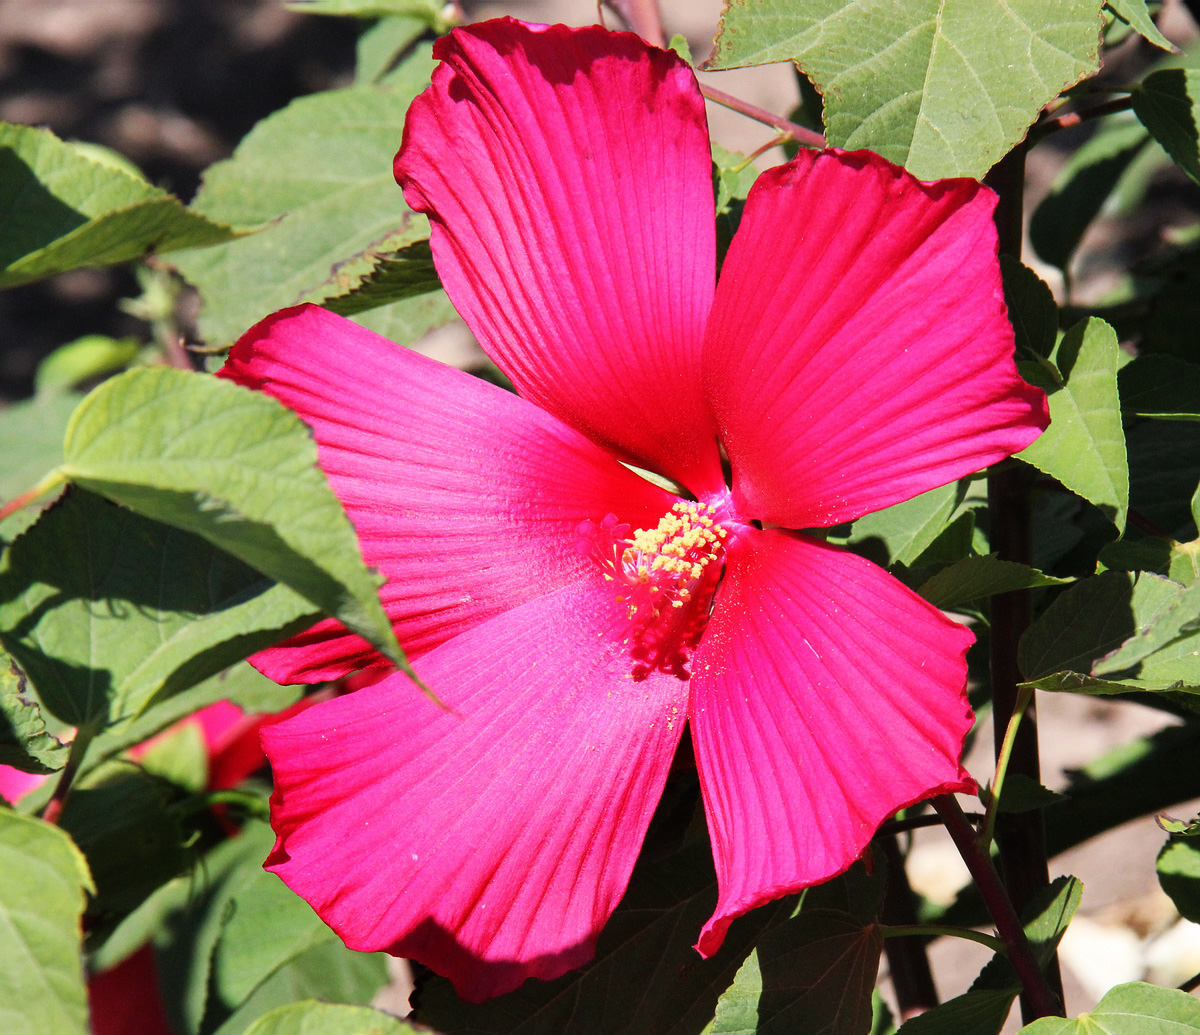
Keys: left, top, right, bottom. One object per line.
{"left": 688, "top": 528, "right": 975, "bottom": 955}
{"left": 220, "top": 304, "right": 674, "bottom": 684}
{"left": 395, "top": 18, "right": 723, "bottom": 495}
{"left": 705, "top": 149, "right": 1048, "bottom": 529}
{"left": 263, "top": 579, "right": 688, "bottom": 1002}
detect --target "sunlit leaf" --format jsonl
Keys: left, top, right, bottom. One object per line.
{"left": 0, "top": 122, "right": 235, "bottom": 288}
{"left": 58, "top": 368, "right": 414, "bottom": 680}
{"left": 1107, "top": 0, "right": 1177, "bottom": 51}
{"left": 0, "top": 811, "right": 93, "bottom": 1035}
{"left": 242, "top": 1002, "right": 427, "bottom": 1035}
{"left": 846, "top": 481, "right": 965, "bottom": 569}
{"left": 1017, "top": 981, "right": 1200, "bottom": 1032}
{"left": 171, "top": 61, "right": 451, "bottom": 348}
{"left": 706, "top": 0, "right": 1102, "bottom": 179}
{"left": 1018, "top": 318, "right": 1129, "bottom": 531}
{"left": 1158, "top": 837, "right": 1200, "bottom": 923}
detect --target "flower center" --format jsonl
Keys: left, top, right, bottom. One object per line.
{"left": 577, "top": 501, "right": 728, "bottom": 682}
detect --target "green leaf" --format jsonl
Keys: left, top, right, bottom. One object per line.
{"left": 1001, "top": 257, "right": 1059, "bottom": 360}
{"left": 1018, "top": 981, "right": 1200, "bottom": 1032}
{"left": 995, "top": 773, "right": 1067, "bottom": 814}
{"left": 972, "top": 875, "right": 1082, "bottom": 992}
{"left": 34, "top": 335, "right": 141, "bottom": 395}
{"left": 58, "top": 368, "right": 415, "bottom": 682}
{"left": 282, "top": 0, "right": 450, "bottom": 28}
{"left": 1018, "top": 318, "right": 1129, "bottom": 531}
{"left": 895, "top": 989, "right": 1017, "bottom": 1035}
{"left": 171, "top": 69, "right": 451, "bottom": 348}
{"left": 0, "top": 489, "right": 317, "bottom": 728}
{"left": 355, "top": 17, "right": 429, "bottom": 85}
{"left": 320, "top": 239, "right": 441, "bottom": 317}
{"left": 706, "top": 0, "right": 1102, "bottom": 179}
{"left": 918, "top": 555, "right": 1071, "bottom": 610}
{"left": 710, "top": 910, "right": 882, "bottom": 1035}
{"left": 846, "top": 481, "right": 965, "bottom": 568}
{"left": 1029, "top": 117, "right": 1150, "bottom": 272}
{"left": 242, "top": 1003, "right": 426, "bottom": 1035}
{"left": 0, "top": 391, "right": 81, "bottom": 539}
{"left": 1018, "top": 571, "right": 1143, "bottom": 681}
{"left": 0, "top": 811, "right": 93, "bottom": 1035}
{"left": 416, "top": 840, "right": 822, "bottom": 1034}
{"left": 0, "top": 652, "right": 67, "bottom": 774}
{"left": 212, "top": 869, "right": 341, "bottom": 1007}
{"left": 1158, "top": 837, "right": 1200, "bottom": 922}
{"left": 210, "top": 941, "right": 389, "bottom": 1035}
{"left": 0, "top": 122, "right": 236, "bottom": 288}
{"left": 60, "top": 764, "right": 192, "bottom": 918}
{"left": 1107, "top": 0, "right": 1177, "bottom": 51}
{"left": 1134, "top": 68, "right": 1200, "bottom": 184}
{"left": 1120, "top": 353, "right": 1200, "bottom": 420}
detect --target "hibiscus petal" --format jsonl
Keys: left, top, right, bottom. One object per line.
{"left": 688, "top": 528, "right": 975, "bottom": 956}
{"left": 263, "top": 580, "right": 689, "bottom": 1001}
{"left": 705, "top": 149, "right": 1047, "bottom": 529}
{"left": 395, "top": 18, "right": 723, "bottom": 494}
{"left": 220, "top": 304, "right": 674, "bottom": 683}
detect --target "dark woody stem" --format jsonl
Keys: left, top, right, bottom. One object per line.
{"left": 983, "top": 143, "right": 1065, "bottom": 1021}
{"left": 933, "top": 795, "right": 1063, "bottom": 1019}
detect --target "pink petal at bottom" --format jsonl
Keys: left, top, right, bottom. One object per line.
{"left": 688, "top": 529, "right": 975, "bottom": 955}
{"left": 263, "top": 579, "right": 689, "bottom": 1002}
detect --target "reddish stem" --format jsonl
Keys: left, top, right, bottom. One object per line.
{"left": 698, "top": 82, "right": 826, "bottom": 150}
{"left": 933, "top": 796, "right": 1063, "bottom": 1019}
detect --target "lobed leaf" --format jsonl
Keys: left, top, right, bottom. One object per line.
{"left": 58, "top": 368, "right": 415, "bottom": 682}
{"left": 0, "top": 122, "right": 235, "bottom": 289}
{"left": 0, "top": 811, "right": 93, "bottom": 1035}
{"left": 706, "top": 0, "right": 1103, "bottom": 180}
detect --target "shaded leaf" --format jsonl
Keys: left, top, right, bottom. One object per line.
{"left": 918, "top": 555, "right": 1071, "bottom": 610}
{"left": 1018, "top": 318, "right": 1129, "bottom": 531}
{"left": 895, "top": 989, "right": 1017, "bottom": 1035}
{"left": 1017, "top": 981, "right": 1200, "bottom": 1032}
{"left": 1133, "top": 68, "right": 1200, "bottom": 185}
{"left": 0, "top": 811, "right": 93, "bottom": 1035}
{"left": 1158, "top": 837, "right": 1200, "bottom": 923}
{"left": 972, "top": 875, "right": 1082, "bottom": 992}
{"left": 1120, "top": 353, "right": 1200, "bottom": 420}
{"left": 0, "top": 488, "right": 317, "bottom": 728}
{"left": 0, "top": 122, "right": 235, "bottom": 288}
{"left": 0, "top": 392, "right": 81, "bottom": 540}
{"left": 59, "top": 368, "right": 414, "bottom": 680}
{"left": 710, "top": 910, "right": 882, "bottom": 1035}
{"left": 320, "top": 239, "right": 441, "bottom": 317}
{"left": 706, "top": 0, "right": 1102, "bottom": 180}
{"left": 1029, "top": 117, "right": 1150, "bottom": 272}
{"left": 1001, "top": 257, "right": 1059, "bottom": 359}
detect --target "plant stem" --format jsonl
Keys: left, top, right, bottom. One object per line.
{"left": 880, "top": 924, "right": 1005, "bottom": 955}
{"left": 933, "top": 795, "right": 1063, "bottom": 1019}
{"left": 879, "top": 832, "right": 939, "bottom": 1018}
{"left": 41, "top": 726, "right": 95, "bottom": 826}
{"left": 880, "top": 811, "right": 985, "bottom": 836}
{"left": 982, "top": 683, "right": 1035, "bottom": 851}
{"left": 983, "top": 142, "right": 1065, "bottom": 1021}
{"left": 0, "top": 468, "right": 67, "bottom": 523}
{"left": 697, "top": 82, "right": 826, "bottom": 150}
{"left": 1029, "top": 96, "right": 1134, "bottom": 140}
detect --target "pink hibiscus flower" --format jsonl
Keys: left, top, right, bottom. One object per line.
{"left": 219, "top": 18, "right": 1047, "bottom": 1002}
